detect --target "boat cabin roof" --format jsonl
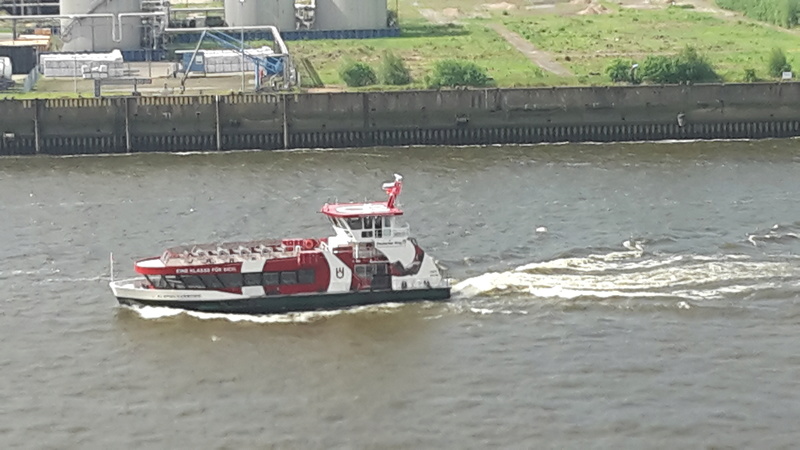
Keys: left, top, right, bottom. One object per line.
{"left": 321, "top": 201, "right": 403, "bottom": 218}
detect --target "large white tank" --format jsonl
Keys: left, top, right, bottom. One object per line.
{"left": 224, "top": 0, "right": 295, "bottom": 31}
{"left": 0, "top": 57, "right": 11, "bottom": 79}
{"left": 314, "top": 0, "right": 387, "bottom": 30}
{"left": 60, "top": 0, "right": 143, "bottom": 52}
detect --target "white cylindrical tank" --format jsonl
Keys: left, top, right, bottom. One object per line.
{"left": 314, "top": 0, "right": 387, "bottom": 30}
{"left": 224, "top": 0, "right": 295, "bottom": 31}
{"left": 60, "top": 0, "right": 143, "bottom": 52}
{"left": 0, "top": 57, "right": 12, "bottom": 79}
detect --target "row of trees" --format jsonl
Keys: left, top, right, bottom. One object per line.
{"left": 715, "top": 0, "right": 800, "bottom": 28}
{"left": 338, "top": 52, "right": 492, "bottom": 88}
{"left": 606, "top": 46, "right": 792, "bottom": 84}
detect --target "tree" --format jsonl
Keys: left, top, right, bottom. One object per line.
{"left": 427, "top": 60, "right": 491, "bottom": 88}
{"left": 380, "top": 51, "right": 412, "bottom": 86}
{"left": 768, "top": 47, "right": 792, "bottom": 78}
{"left": 606, "top": 59, "right": 636, "bottom": 83}
{"left": 339, "top": 61, "right": 377, "bottom": 87}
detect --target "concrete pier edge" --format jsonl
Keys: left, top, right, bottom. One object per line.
{"left": 1, "top": 82, "right": 798, "bottom": 156}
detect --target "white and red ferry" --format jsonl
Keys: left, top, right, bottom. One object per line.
{"left": 109, "top": 174, "right": 451, "bottom": 314}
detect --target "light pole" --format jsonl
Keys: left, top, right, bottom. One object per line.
{"left": 240, "top": 0, "right": 245, "bottom": 92}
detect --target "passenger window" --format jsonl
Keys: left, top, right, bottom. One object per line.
{"left": 202, "top": 275, "right": 225, "bottom": 289}
{"left": 298, "top": 269, "right": 315, "bottom": 284}
{"left": 243, "top": 273, "right": 262, "bottom": 286}
{"left": 164, "top": 275, "right": 186, "bottom": 289}
{"left": 263, "top": 272, "right": 279, "bottom": 285}
{"left": 146, "top": 275, "right": 166, "bottom": 288}
{"left": 280, "top": 271, "right": 298, "bottom": 285}
{"left": 181, "top": 275, "right": 206, "bottom": 289}
{"left": 217, "top": 273, "right": 243, "bottom": 288}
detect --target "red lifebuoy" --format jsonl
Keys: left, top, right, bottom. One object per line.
{"left": 302, "top": 239, "right": 317, "bottom": 250}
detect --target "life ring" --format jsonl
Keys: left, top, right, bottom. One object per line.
{"left": 302, "top": 239, "right": 317, "bottom": 250}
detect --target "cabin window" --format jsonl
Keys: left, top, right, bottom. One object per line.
{"left": 298, "top": 269, "right": 315, "bottom": 284}
{"left": 383, "top": 216, "right": 392, "bottom": 227}
{"left": 263, "top": 272, "right": 279, "bottom": 285}
{"left": 201, "top": 275, "right": 225, "bottom": 289}
{"left": 217, "top": 273, "right": 243, "bottom": 288}
{"left": 181, "top": 275, "right": 206, "bottom": 289}
{"left": 355, "top": 264, "right": 386, "bottom": 280}
{"left": 147, "top": 275, "right": 169, "bottom": 288}
{"left": 243, "top": 273, "right": 262, "bottom": 287}
{"left": 164, "top": 275, "right": 186, "bottom": 289}
{"left": 281, "top": 271, "right": 298, "bottom": 285}
{"left": 347, "top": 217, "right": 363, "bottom": 230}
{"left": 364, "top": 216, "right": 373, "bottom": 229}
{"left": 355, "top": 264, "right": 371, "bottom": 280}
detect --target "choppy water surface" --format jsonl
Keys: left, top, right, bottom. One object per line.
{"left": 2, "top": 141, "right": 800, "bottom": 448}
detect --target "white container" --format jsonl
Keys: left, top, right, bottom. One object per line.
{"left": 40, "top": 50, "right": 125, "bottom": 78}
{"left": 0, "top": 57, "right": 12, "bottom": 79}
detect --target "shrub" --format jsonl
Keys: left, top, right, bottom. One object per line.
{"left": 640, "top": 55, "right": 676, "bottom": 84}
{"left": 743, "top": 68, "right": 758, "bottom": 82}
{"left": 339, "top": 61, "right": 377, "bottom": 87}
{"left": 639, "top": 47, "right": 717, "bottom": 84}
{"left": 380, "top": 51, "right": 412, "bottom": 85}
{"left": 427, "top": 60, "right": 491, "bottom": 88}
{"left": 672, "top": 46, "right": 717, "bottom": 83}
{"left": 606, "top": 59, "right": 635, "bottom": 83}
{"left": 768, "top": 47, "right": 792, "bottom": 77}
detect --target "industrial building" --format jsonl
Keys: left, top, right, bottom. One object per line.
{"left": 0, "top": 0, "right": 397, "bottom": 93}
{"left": 1, "top": 0, "right": 396, "bottom": 53}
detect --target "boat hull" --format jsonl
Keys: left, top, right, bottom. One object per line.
{"left": 115, "top": 288, "right": 451, "bottom": 315}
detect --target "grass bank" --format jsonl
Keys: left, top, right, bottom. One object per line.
{"left": 286, "top": 19, "right": 571, "bottom": 88}
{"left": 502, "top": 5, "right": 800, "bottom": 83}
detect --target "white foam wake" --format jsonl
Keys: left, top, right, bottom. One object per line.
{"left": 453, "top": 249, "right": 800, "bottom": 302}
{"left": 123, "top": 302, "right": 407, "bottom": 323}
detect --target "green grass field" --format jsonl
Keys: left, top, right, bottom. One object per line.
{"left": 286, "top": 19, "right": 572, "bottom": 88}
{"left": 502, "top": 5, "right": 800, "bottom": 83}
{"left": 285, "top": 0, "right": 800, "bottom": 88}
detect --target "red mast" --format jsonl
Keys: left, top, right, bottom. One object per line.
{"left": 383, "top": 174, "right": 403, "bottom": 209}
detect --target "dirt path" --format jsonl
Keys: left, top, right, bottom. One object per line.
{"left": 486, "top": 23, "right": 573, "bottom": 77}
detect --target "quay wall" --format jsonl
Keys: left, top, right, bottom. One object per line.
{"left": 2, "top": 83, "right": 800, "bottom": 156}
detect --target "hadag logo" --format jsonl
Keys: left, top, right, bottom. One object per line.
{"left": 336, "top": 268, "right": 345, "bottom": 279}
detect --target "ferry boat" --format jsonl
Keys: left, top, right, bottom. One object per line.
{"left": 109, "top": 174, "right": 451, "bottom": 314}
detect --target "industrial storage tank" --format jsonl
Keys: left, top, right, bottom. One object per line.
{"left": 60, "top": 0, "right": 143, "bottom": 52}
{"left": 314, "top": 0, "right": 387, "bottom": 31}
{"left": 224, "top": 0, "right": 295, "bottom": 31}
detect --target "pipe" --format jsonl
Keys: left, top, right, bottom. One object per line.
{"left": 0, "top": 12, "right": 171, "bottom": 45}
{"left": 116, "top": 12, "right": 166, "bottom": 43}
{"left": 164, "top": 25, "right": 289, "bottom": 55}
{"left": 169, "top": 7, "right": 225, "bottom": 13}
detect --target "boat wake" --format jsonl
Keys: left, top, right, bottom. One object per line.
{"left": 121, "top": 302, "right": 408, "bottom": 324}
{"left": 452, "top": 240, "right": 800, "bottom": 304}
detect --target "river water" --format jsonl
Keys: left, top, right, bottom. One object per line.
{"left": 2, "top": 141, "right": 800, "bottom": 448}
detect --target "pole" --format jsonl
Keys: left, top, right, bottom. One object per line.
{"left": 240, "top": 0, "right": 245, "bottom": 92}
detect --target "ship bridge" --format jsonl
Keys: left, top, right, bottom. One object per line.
{"left": 321, "top": 174, "right": 409, "bottom": 247}
{"left": 321, "top": 201, "right": 409, "bottom": 246}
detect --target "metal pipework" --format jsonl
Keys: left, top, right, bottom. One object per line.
{"left": 163, "top": 25, "right": 289, "bottom": 55}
